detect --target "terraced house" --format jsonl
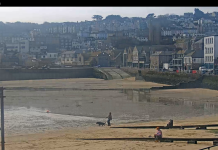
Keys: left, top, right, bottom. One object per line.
{"left": 183, "top": 50, "right": 204, "bottom": 70}
{"left": 150, "top": 51, "right": 173, "bottom": 71}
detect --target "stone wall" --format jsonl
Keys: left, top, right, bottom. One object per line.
{"left": 0, "top": 68, "right": 94, "bottom": 81}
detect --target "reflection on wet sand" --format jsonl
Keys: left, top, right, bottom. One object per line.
{"left": 123, "top": 89, "right": 218, "bottom": 116}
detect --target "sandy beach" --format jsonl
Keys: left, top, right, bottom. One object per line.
{"left": 4, "top": 115, "right": 218, "bottom": 150}
{"left": 1, "top": 77, "right": 218, "bottom": 149}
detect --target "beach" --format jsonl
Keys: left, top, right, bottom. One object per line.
{"left": 4, "top": 115, "right": 218, "bottom": 150}
{"left": 1, "top": 77, "right": 218, "bottom": 149}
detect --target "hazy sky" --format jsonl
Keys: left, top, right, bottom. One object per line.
{"left": 1, "top": 7, "right": 218, "bottom": 24}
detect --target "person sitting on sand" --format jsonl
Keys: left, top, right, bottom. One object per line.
{"left": 154, "top": 127, "right": 162, "bottom": 140}
{"left": 167, "top": 119, "right": 173, "bottom": 128}
{"left": 107, "top": 112, "right": 112, "bottom": 126}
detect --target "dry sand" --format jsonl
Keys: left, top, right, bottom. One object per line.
{"left": 0, "top": 77, "right": 168, "bottom": 89}
{"left": 4, "top": 115, "right": 218, "bottom": 150}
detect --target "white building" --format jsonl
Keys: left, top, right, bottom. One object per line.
{"left": 6, "top": 43, "right": 19, "bottom": 52}
{"left": 6, "top": 40, "right": 29, "bottom": 53}
{"left": 161, "top": 28, "right": 172, "bottom": 36}
{"left": 204, "top": 35, "right": 218, "bottom": 69}
{"left": 72, "top": 41, "right": 81, "bottom": 49}
{"left": 19, "top": 40, "right": 29, "bottom": 53}
{"left": 136, "top": 36, "right": 148, "bottom": 42}
{"left": 60, "top": 51, "right": 84, "bottom": 65}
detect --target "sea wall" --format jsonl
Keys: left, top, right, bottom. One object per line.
{"left": 0, "top": 68, "right": 95, "bottom": 81}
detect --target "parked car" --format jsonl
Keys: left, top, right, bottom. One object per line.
{"left": 12, "top": 66, "right": 22, "bottom": 69}
{"left": 168, "top": 67, "right": 176, "bottom": 72}
{"left": 201, "top": 70, "right": 206, "bottom": 74}
{"left": 64, "top": 66, "right": 72, "bottom": 68}
{"left": 41, "top": 65, "right": 50, "bottom": 69}
{"left": 28, "top": 66, "right": 38, "bottom": 69}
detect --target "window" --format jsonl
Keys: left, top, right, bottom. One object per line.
{"left": 50, "top": 54, "right": 51, "bottom": 57}
{"left": 212, "top": 56, "right": 214, "bottom": 61}
{"left": 67, "top": 58, "right": 69, "bottom": 61}
{"left": 212, "top": 38, "right": 213, "bottom": 44}
{"left": 212, "top": 47, "right": 213, "bottom": 53}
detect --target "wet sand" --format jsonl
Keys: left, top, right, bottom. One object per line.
{"left": 1, "top": 77, "right": 218, "bottom": 149}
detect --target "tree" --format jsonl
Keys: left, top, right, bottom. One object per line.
{"left": 105, "top": 15, "right": 122, "bottom": 21}
{"left": 92, "top": 15, "right": 103, "bottom": 21}
{"left": 146, "top": 13, "right": 155, "bottom": 20}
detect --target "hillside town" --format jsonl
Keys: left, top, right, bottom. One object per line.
{"left": 0, "top": 8, "right": 218, "bottom": 74}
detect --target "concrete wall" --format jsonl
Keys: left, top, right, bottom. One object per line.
{"left": 0, "top": 68, "right": 94, "bottom": 81}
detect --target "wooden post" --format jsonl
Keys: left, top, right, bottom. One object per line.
{"left": 0, "top": 87, "right": 5, "bottom": 150}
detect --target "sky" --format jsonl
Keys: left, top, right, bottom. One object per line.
{"left": 0, "top": 7, "right": 218, "bottom": 24}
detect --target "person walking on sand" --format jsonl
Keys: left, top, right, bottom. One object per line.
{"left": 107, "top": 112, "right": 112, "bottom": 126}
{"left": 154, "top": 127, "right": 162, "bottom": 141}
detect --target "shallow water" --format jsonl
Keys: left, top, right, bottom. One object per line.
{"left": 2, "top": 88, "right": 218, "bottom": 135}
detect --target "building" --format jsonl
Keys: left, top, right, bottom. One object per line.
{"left": 123, "top": 49, "right": 127, "bottom": 67}
{"left": 136, "top": 36, "right": 148, "bottom": 42}
{"left": 184, "top": 50, "right": 204, "bottom": 70}
{"left": 72, "top": 41, "right": 82, "bottom": 49}
{"left": 96, "top": 52, "right": 111, "bottom": 67}
{"left": 192, "top": 38, "right": 204, "bottom": 51}
{"left": 132, "top": 46, "right": 147, "bottom": 68}
{"left": 161, "top": 27, "right": 172, "bottom": 36}
{"left": 60, "top": 51, "right": 84, "bottom": 66}
{"left": 19, "top": 40, "right": 29, "bottom": 53}
{"left": 126, "top": 47, "right": 133, "bottom": 67}
{"left": 184, "top": 12, "right": 194, "bottom": 18}
{"left": 204, "top": 35, "right": 218, "bottom": 69}
{"left": 171, "top": 50, "right": 192, "bottom": 70}
{"left": 41, "top": 52, "right": 58, "bottom": 59}
{"left": 150, "top": 51, "right": 173, "bottom": 71}
{"left": 148, "top": 18, "right": 166, "bottom": 45}
{"left": 60, "top": 38, "right": 72, "bottom": 50}
{"left": 6, "top": 43, "right": 20, "bottom": 53}
{"left": 97, "top": 32, "right": 108, "bottom": 39}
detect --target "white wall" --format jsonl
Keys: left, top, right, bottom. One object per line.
{"left": 192, "top": 58, "right": 204, "bottom": 63}
{"left": 6, "top": 43, "right": 19, "bottom": 52}
{"left": 132, "top": 47, "right": 138, "bottom": 63}
{"left": 204, "top": 36, "right": 218, "bottom": 64}
{"left": 19, "top": 40, "right": 29, "bottom": 53}
{"left": 41, "top": 53, "right": 58, "bottom": 59}
{"left": 184, "top": 57, "right": 192, "bottom": 63}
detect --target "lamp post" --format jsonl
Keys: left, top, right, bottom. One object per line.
{"left": 0, "top": 87, "right": 5, "bottom": 150}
